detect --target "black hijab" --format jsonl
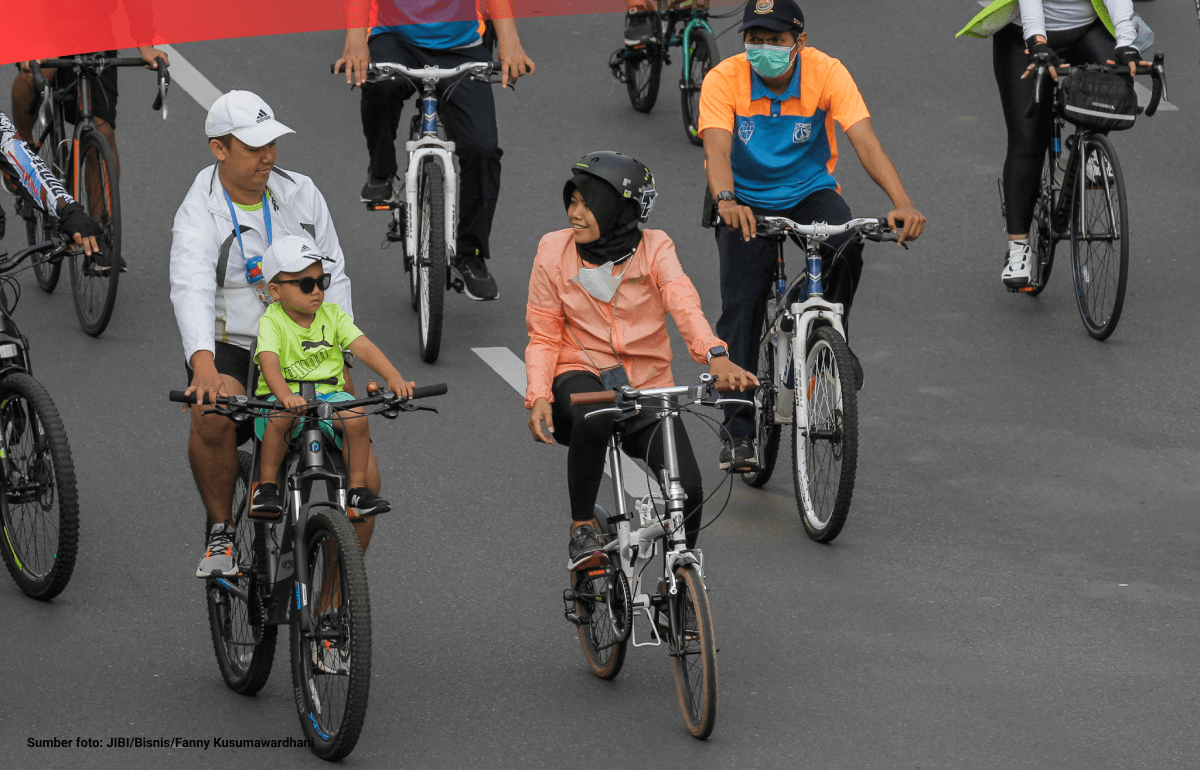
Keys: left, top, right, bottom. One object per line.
{"left": 563, "top": 172, "right": 644, "bottom": 265}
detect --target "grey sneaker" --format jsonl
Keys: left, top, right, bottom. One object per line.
{"left": 196, "top": 521, "right": 238, "bottom": 578}
{"left": 568, "top": 524, "right": 609, "bottom": 571}
{"left": 718, "top": 437, "right": 758, "bottom": 472}
{"left": 624, "top": 11, "right": 656, "bottom": 46}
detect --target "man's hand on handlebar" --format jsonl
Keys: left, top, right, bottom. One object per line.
{"left": 528, "top": 397, "right": 555, "bottom": 445}
{"left": 336, "top": 28, "right": 372, "bottom": 88}
{"left": 710, "top": 356, "right": 758, "bottom": 392}
{"left": 56, "top": 201, "right": 103, "bottom": 256}
{"left": 717, "top": 199, "right": 756, "bottom": 241}
{"left": 137, "top": 47, "right": 170, "bottom": 69}
{"left": 887, "top": 203, "right": 926, "bottom": 245}
{"left": 183, "top": 354, "right": 227, "bottom": 414}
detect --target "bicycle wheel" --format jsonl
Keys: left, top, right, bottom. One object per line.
{"left": 573, "top": 566, "right": 628, "bottom": 679}
{"left": 0, "top": 373, "right": 78, "bottom": 600}
{"left": 1027, "top": 151, "right": 1058, "bottom": 296}
{"left": 680, "top": 28, "right": 718, "bottom": 146}
{"left": 793, "top": 326, "right": 858, "bottom": 543}
{"left": 206, "top": 450, "right": 277, "bottom": 694}
{"left": 669, "top": 564, "right": 717, "bottom": 739}
{"left": 1071, "top": 133, "right": 1128, "bottom": 340}
{"left": 405, "top": 210, "right": 419, "bottom": 313}
{"left": 742, "top": 310, "right": 781, "bottom": 488}
{"left": 291, "top": 507, "right": 371, "bottom": 761}
{"left": 416, "top": 160, "right": 445, "bottom": 363}
{"left": 624, "top": 43, "right": 662, "bottom": 113}
{"left": 69, "top": 129, "right": 121, "bottom": 337}
{"left": 27, "top": 126, "right": 62, "bottom": 293}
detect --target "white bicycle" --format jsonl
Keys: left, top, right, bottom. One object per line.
{"left": 335, "top": 60, "right": 500, "bottom": 363}
{"left": 737, "top": 215, "right": 901, "bottom": 543}
{"left": 563, "top": 374, "right": 751, "bottom": 739}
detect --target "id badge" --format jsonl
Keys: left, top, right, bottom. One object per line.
{"left": 600, "top": 364, "right": 630, "bottom": 392}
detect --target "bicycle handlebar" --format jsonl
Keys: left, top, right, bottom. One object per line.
{"left": 331, "top": 60, "right": 497, "bottom": 85}
{"left": 756, "top": 216, "right": 897, "bottom": 242}
{"left": 168, "top": 382, "right": 448, "bottom": 413}
{"left": 32, "top": 55, "right": 170, "bottom": 119}
{"left": 1025, "top": 52, "right": 1167, "bottom": 118}
{"left": 568, "top": 376, "right": 753, "bottom": 407}
{"left": 0, "top": 238, "right": 72, "bottom": 275}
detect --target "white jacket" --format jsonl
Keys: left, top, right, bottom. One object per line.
{"left": 170, "top": 164, "right": 353, "bottom": 362}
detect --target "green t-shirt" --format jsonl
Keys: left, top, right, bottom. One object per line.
{"left": 254, "top": 301, "right": 363, "bottom": 396}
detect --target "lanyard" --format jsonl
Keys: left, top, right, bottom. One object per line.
{"left": 222, "top": 188, "right": 273, "bottom": 305}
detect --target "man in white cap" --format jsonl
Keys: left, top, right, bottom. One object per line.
{"left": 170, "top": 90, "right": 371, "bottom": 578}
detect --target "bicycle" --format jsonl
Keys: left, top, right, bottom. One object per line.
{"left": 13, "top": 53, "right": 169, "bottom": 337}
{"left": 333, "top": 60, "right": 501, "bottom": 363}
{"left": 732, "top": 215, "right": 901, "bottom": 543}
{"left": 0, "top": 237, "right": 79, "bottom": 600}
{"left": 562, "top": 374, "right": 751, "bottom": 739}
{"left": 169, "top": 378, "right": 446, "bottom": 760}
{"left": 608, "top": 0, "right": 721, "bottom": 146}
{"left": 1012, "top": 52, "right": 1166, "bottom": 341}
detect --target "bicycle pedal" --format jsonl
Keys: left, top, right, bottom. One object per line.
{"left": 364, "top": 200, "right": 401, "bottom": 212}
{"left": 564, "top": 612, "right": 587, "bottom": 627}
{"left": 449, "top": 277, "right": 465, "bottom": 293}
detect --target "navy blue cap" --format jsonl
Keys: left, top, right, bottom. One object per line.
{"left": 737, "top": 0, "right": 805, "bottom": 35}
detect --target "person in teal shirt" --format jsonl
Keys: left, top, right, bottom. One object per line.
{"left": 250, "top": 234, "right": 414, "bottom": 530}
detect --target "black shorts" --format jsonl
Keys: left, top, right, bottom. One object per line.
{"left": 184, "top": 341, "right": 256, "bottom": 446}
{"left": 52, "top": 50, "right": 120, "bottom": 128}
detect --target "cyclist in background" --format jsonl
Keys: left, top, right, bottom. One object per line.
{"left": 525, "top": 152, "right": 755, "bottom": 570}
{"left": 336, "top": 0, "right": 535, "bottom": 302}
{"left": 1, "top": 110, "right": 102, "bottom": 254}
{"left": 956, "top": 0, "right": 1146, "bottom": 288}
{"left": 698, "top": 0, "right": 924, "bottom": 471}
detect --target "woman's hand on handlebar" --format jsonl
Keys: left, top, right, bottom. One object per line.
{"left": 710, "top": 356, "right": 758, "bottom": 391}
{"left": 528, "top": 398, "right": 555, "bottom": 445}
{"left": 887, "top": 203, "right": 926, "bottom": 245}
{"left": 1023, "top": 39, "right": 1063, "bottom": 81}
{"left": 1108, "top": 47, "right": 1147, "bottom": 78}
{"left": 337, "top": 28, "right": 372, "bottom": 87}
{"left": 718, "top": 199, "right": 756, "bottom": 241}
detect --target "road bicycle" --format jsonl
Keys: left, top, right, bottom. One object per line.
{"left": 609, "top": 0, "right": 721, "bottom": 146}
{"left": 0, "top": 237, "right": 79, "bottom": 600}
{"left": 13, "top": 53, "right": 169, "bottom": 336}
{"left": 1012, "top": 53, "right": 1166, "bottom": 340}
{"left": 334, "top": 60, "right": 501, "bottom": 363}
{"left": 169, "top": 378, "right": 446, "bottom": 760}
{"left": 733, "top": 215, "right": 900, "bottom": 543}
{"left": 563, "top": 374, "right": 750, "bottom": 739}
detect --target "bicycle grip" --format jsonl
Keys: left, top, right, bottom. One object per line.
{"left": 570, "top": 391, "right": 618, "bottom": 406}
{"left": 410, "top": 383, "right": 448, "bottom": 400}
{"left": 169, "top": 390, "right": 208, "bottom": 404}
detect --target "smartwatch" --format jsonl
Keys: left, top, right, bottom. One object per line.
{"left": 716, "top": 191, "right": 736, "bottom": 203}
{"left": 706, "top": 345, "right": 728, "bottom": 363}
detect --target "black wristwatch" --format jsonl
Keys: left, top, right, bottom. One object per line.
{"left": 716, "top": 191, "right": 736, "bottom": 203}
{"left": 706, "top": 345, "right": 728, "bottom": 363}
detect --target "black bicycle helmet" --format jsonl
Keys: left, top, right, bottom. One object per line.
{"left": 570, "top": 151, "right": 658, "bottom": 223}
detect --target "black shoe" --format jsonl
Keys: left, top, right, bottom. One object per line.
{"left": 250, "top": 482, "right": 283, "bottom": 517}
{"left": 847, "top": 346, "right": 864, "bottom": 391}
{"left": 0, "top": 205, "right": 6, "bottom": 241}
{"left": 623, "top": 11, "right": 655, "bottom": 46}
{"left": 451, "top": 249, "right": 499, "bottom": 301}
{"left": 718, "top": 436, "right": 758, "bottom": 472}
{"left": 347, "top": 487, "right": 390, "bottom": 518}
{"left": 360, "top": 174, "right": 394, "bottom": 203}
{"left": 568, "top": 524, "right": 609, "bottom": 571}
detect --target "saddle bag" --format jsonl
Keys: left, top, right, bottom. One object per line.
{"left": 1058, "top": 68, "right": 1138, "bottom": 132}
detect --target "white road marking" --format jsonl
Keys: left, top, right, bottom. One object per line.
{"left": 1134, "top": 80, "right": 1176, "bottom": 112}
{"left": 159, "top": 44, "right": 224, "bottom": 111}
{"left": 472, "top": 346, "right": 651, "bottom": 499}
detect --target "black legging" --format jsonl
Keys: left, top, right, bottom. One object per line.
{"left": 993, "top": 21, "right": 1115, "bottom": 235}
{"left": 551, "top": 372, "right": 704, "bottom": 549}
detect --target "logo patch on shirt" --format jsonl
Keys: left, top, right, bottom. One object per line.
{"left": 792, "top": 120, "right": 813, "bottom": 144}
{"left": 738, "top": 118, "right": 755, "bottom": 144}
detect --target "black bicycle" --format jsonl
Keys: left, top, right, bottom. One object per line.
{"left": 609, "top": 0, "right": 720, "bottom": 146}
{"left": 1016, "top": 53, "right": 1165, "bottom": 340}
{"left": 16, "top": 53, "right": 168, "bottom": 336}
{"left": 0, "top": 237, "right": 79, "bottom": 600}
{"left": 169, "top": 379, "right": 446, "bottom": 760}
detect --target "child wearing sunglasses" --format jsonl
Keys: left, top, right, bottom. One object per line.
{"left": 250, "top": 233, "right": 414, "bottom": 519}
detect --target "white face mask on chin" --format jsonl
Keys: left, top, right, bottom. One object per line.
{"left": 575, "top": 256, "right": 634, "bottom": 303}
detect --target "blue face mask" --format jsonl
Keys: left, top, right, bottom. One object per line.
{"left": 745, "top": 43, "right": 796, "bottom": 78}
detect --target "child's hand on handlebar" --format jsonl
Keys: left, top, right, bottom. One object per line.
{"left": 279, "top": 393, "right": 307, "bottom": 412}
{"left": 386, "top": 376, "right": 414, "bottom": 400}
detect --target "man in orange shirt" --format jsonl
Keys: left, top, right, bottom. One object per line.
{"left": 699, "top": 0, "right": 926, "bottom": 469}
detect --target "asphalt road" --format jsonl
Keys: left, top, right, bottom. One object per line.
{"left": 3, "top": 3, "right": 1199, "bottom": 768}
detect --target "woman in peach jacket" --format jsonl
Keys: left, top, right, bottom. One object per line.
{"left": 524, "top": 151, "right": 756, "bottom": 570}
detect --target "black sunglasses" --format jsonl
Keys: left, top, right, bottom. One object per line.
{"left": 273, "top": 273, "right": 332, "bottom": 294}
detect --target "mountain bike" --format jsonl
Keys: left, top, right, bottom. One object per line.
{"left": 169, "top": 379, "right": 446, "bottom": 760}
{"left": 1011, "top": 53, "right": 1166, "bottom": 340}
{"left": 15, "top": 53, "right": 169, "bottom": 336}
{"left": 0, "top": 237, "right": 79, "bottom": 600}
{"left": 334, "top": 60, "right": 501, "bottom": 363}
{"left": 609, "top": 0, "right": 721, "bottom": 146}
{"left": 733, "top": 215, "right": 900, "bottom": 543}
{"left": 563, "top": 374, "right": 750, "bottom": 739}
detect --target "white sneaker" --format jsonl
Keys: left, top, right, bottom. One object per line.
{"left": 1001, "top": 242, "right": 1033, "bottom": 288}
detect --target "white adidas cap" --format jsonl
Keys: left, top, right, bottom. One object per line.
{"left": 262, "top": 233, "right": 329, "bottom": 284}
{"left": 205, "top": 90, "right": 295, "bottom": 147}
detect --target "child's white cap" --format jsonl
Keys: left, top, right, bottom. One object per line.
{"left": 262, "top": 233, "right": 329, "bottom": 284}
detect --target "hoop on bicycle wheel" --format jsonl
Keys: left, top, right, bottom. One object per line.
{"left": 1070, "top": 134, "right": 1128, "bottom": 340}
{"left": 69, "top": 129, "right": 121, "bottom": 336}
{"left": 680, "top": 26, "right": 718, "bottom": 146}
{"left": 416, "top": 159, "right": 446, "bottom": 362}
{"left": 742, "top": 311, "right": 781, "bottom": 488}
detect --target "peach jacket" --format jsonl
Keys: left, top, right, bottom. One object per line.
{"left": 524, "top": 228, "right": 726, "bottom": 410}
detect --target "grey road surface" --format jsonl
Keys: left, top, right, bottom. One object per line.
{"left": 2, "top": 2, "right": 1199, "bottom": 768}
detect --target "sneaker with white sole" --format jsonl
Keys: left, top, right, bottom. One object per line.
{"left": 196, "top": 521, "right": 238, "bottom": 578}
{"left": 1001, "top": 241, "right": 1033, "bottom": 288}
